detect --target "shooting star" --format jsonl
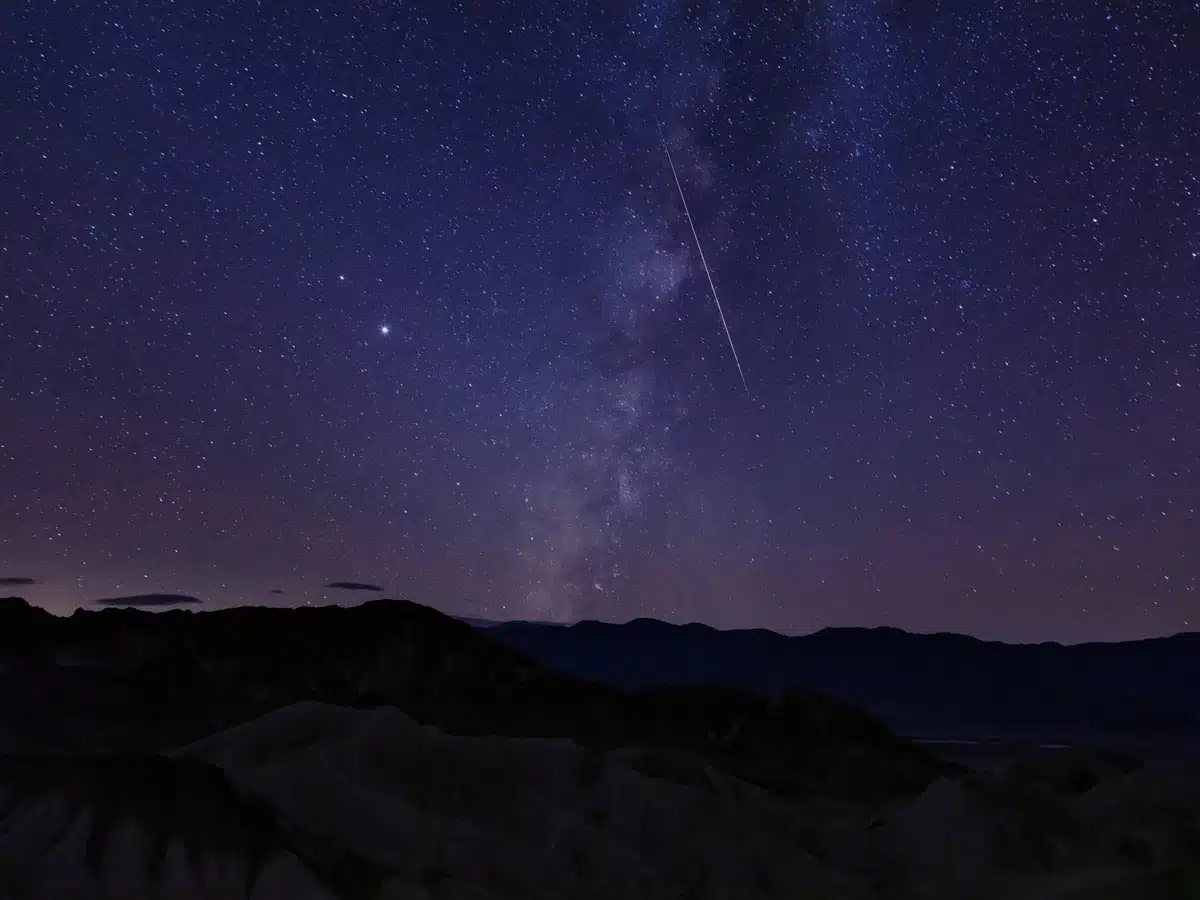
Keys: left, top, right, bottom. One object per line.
{"left": 658, "top": 122, "right": 750, "bottom": 395}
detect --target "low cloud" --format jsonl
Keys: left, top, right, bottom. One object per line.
{"left": 93, "top": 593, "right": 203, "bottom": 608}
{"left": 268, "top": 588, "right": 285, "bottom": 595}
{"left": 0, "top": 576, "right": 38, "bottom": 587}
{"left": 326, "top": 581, "right": 384, "bottom": 592}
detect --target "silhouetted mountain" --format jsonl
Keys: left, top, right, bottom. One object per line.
{"left": 454, "top": 615, "right": 501, "bottom": 627}
{"left": 454, "top": 614, "right": 561, "bottom": 628}
{"left": 0, "top": 596, "right": 949, "bottom": 806}
{"left": 0, "top": 595, "right": 56, "bottom": 650}
{"left": 93, "top": 593, "right": 203, "bottom": 607}
{"left": 484, "top": 618, "right": 1200, "bottom": 743}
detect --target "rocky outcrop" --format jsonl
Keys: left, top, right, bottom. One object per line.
{"left": 181, "top": 702, "right": 873, "bottom": 899}
{"left": 2, "top": 705, "right": 1199, "bottom": 899}
{"left": 0, "top": 750, "right": 387, "bottom": 899}
{"left": 0, "top": 704, "right": 873, "bottom": 899}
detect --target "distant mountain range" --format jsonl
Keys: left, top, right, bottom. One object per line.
{"left": 5, "top": 593, "right": 1197, "bottom": 749}
{"left": 477, "top": 618, "right": 1200, "bottom": 744}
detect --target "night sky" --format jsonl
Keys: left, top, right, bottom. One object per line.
{"left": 2, "top": 1, "right": 1197, "bottom": 642}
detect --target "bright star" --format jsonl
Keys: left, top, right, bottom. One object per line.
{"left": 379, "top": 324, "right": 390, "bottom": 336}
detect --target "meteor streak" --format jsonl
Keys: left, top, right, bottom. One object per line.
{"left": 658, "top": 122, "right": 750, "bottom": 395}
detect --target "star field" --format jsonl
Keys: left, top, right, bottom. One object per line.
{"left": 1, "top": 0, "right": 1197, "bottom": 641}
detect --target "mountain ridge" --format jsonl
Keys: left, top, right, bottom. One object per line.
{"left": 8, "top": 595, "right": 1199, "bottom": 748}
{"left": 481, "top": 613, "right": 1200, "bottom": 648}
{"left": 482, "top": 615, "right": 1200, "bottom": 746}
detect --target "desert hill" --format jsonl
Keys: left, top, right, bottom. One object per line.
{"left": 2, "top": 702, "right": 1199, "bottom": 898}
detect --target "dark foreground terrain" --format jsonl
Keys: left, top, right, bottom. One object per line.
{"left": 1, "top": 596, "right": 1198, "bottom": 898}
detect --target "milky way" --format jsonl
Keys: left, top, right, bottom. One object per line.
{"left": 1, "top": 0, "right": 1197, "bottom": 640}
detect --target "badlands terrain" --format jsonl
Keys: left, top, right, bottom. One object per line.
{"left": 0, "top": 596, "right": 1198, "bottom": 898}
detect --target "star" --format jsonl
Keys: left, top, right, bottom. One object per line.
{"left": 3, "top": 0, "right": 1194, "bottom": 642}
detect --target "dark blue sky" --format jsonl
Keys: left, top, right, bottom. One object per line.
{"left": 2, "top": 0, "right": 1197, "bottom": 641}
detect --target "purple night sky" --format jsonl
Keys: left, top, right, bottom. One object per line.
{"left": 2, "top": 0, "right": 1197, "bottom": 642}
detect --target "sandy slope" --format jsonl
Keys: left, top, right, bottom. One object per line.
{"left": 179, "top": 702, "right": 869, "bottom": 899}
{"left": 0, "top": 761, "right": 342, "bottom": 900}
{"left": 3, "top": 702, "right": 1199, "bottom": 899}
